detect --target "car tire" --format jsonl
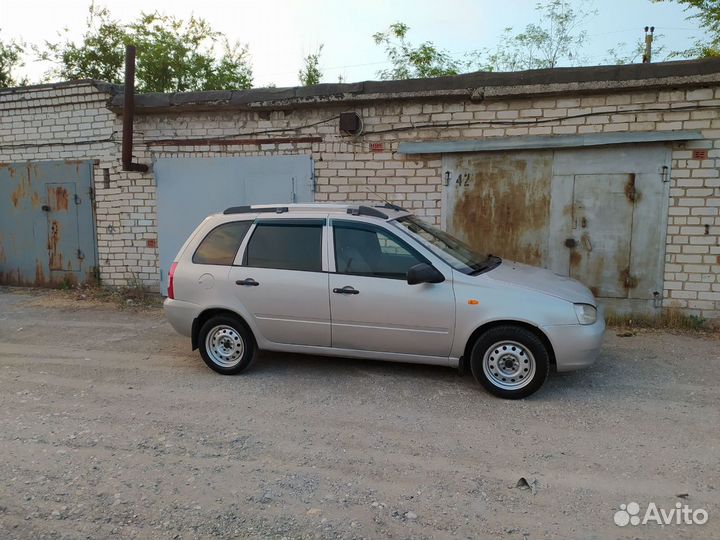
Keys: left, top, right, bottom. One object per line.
{"left": 470, "top": 325, "right": 549, "bottom": 399}
{"left": 198, "top": 315, "right": 255, "bottom": 375}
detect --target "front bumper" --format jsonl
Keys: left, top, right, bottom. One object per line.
{"left": 542, "top": 310, "right": 605, "bottom": 372}
{"left": 163, "top": 298, "right": 200, "bottom": 337}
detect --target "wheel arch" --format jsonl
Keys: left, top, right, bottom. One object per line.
{"left": 460, "top": 320, "right": 556, "bottom": 372}
{"left": 191, "top": 308, "right": 254, "bottom": 350}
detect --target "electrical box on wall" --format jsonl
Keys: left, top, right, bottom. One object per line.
{"left": 339, "top": 112, "right": 362, "bottom": 135}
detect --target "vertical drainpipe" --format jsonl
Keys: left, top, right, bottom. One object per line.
{"left": 122, "top": 44, "right": 148, "bottom": 172}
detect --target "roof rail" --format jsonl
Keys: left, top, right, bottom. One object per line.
{"left": 346, "top": 205, "right": 388, "bottom": 219}
{"left": 223, "top": 205, "right": 288, "bottom": 215}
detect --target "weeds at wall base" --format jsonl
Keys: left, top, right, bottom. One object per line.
{"left": 606, "top": 307, "right": 715, "bottom": 333}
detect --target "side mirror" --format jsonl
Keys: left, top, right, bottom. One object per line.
{"left": 407, "top": 263, "right": 445, "bottom": 285}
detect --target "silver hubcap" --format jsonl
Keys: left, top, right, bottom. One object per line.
{"left": 205, "top": 325, "right": 245, "bottom": 368}
{"left": 483, "top": 340, "right": 536, "bottom": 390}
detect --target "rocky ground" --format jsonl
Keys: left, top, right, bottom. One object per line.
{"left": 0, "top": 287, "right": 718, "bottom": 539}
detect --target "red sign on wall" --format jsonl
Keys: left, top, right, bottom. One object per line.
{"left": 369, "top": 142, "right": 384, "bottom": 153}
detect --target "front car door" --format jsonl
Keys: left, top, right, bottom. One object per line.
{"left": 328, "top": 219, "right": 455, "bottom": 358}
{"left": 229, "top": 218, "right": 331, "bottom": 347}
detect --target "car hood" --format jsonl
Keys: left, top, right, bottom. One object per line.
{"left": 484, "top": 260, "right": 596, "bottom": 304}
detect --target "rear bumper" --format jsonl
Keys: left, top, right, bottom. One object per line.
{"left": 542, "top": 313, "right": 605, "bottom": 372}
{"left": 163, "top": 298, "right": 199, "bottom": 337}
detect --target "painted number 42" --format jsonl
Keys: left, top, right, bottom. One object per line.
{"left": 444, "top": 171, "right": 472, "bottom": 187}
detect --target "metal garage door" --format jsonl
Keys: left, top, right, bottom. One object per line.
{"left": 154, "top": 155, "right": 314, "bottom": 294}
{"left": 442, "top": 144, "right": 671, "bottom": 313}
{"left": 0, "top": 160, "right": 97, "bottom": 287}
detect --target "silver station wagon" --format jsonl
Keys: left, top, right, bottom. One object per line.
{"left": 164, "top": 203, "right": 604, "bottom": 399}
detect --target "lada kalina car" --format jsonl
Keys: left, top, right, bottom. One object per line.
{"left": 164, "top": 203, "right": 604, "bottom": 399}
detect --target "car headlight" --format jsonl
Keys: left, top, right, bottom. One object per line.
{"left": 574, "top": 303, "right": 597, "bottom": 325}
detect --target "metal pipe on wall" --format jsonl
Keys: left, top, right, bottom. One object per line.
{"left": 122, "top": 45, "right": 148, "bottom": 172}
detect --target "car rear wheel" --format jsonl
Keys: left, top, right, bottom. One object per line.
{"left": 470, "top": 325, "right": 549, "bottom": 399}
{"left": 198, "top": 315, "right": 255, "bottom": 374}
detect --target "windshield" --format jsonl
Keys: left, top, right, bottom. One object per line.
{"left": 394, "top": 215, "right": 501, "bottom": 275}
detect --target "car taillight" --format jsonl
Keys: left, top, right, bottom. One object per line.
{"left": 167, "top": 262, "right": 178, "bottom": 299}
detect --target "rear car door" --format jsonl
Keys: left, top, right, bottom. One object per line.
{"left": 328, "top": 219, "right": 455, "bottom": 357}
{"left": 229, "top": 218, "right": 331, "bottom": 347}
{"left": 178, "top": 219, "right": 254, "bottom": 306}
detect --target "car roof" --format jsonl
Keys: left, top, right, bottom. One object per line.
{"left": 213, "top": 203, "right": 412, "bottom": 221}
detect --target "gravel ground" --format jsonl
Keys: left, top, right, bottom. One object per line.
{"left": 0, "top": 287, "right": 718, "bottom": 540}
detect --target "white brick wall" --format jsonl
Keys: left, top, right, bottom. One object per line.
{"left": 1, "top": 80, "right": 719, "bottom": 318}
{"left": 127, "top": 90, "right": 720, "bottom": 317}
{"left": 0, "top": 83, "right": 116, "bottom": 160}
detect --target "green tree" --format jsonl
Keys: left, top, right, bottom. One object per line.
{"left": 298, "top": 44, "right": 323, "bottom": 86}
{"left": 372, "top": 22, "right": 461, "bottom": 79}
{"left": 129, "top": 12, "right": 252, "bottom": 92}
{"left": 373, "top": 2, "right": 595, "bottom": 79}
{"left": 480, "top": 0, "right": 596, "bottom": 71}
{"left": 0, "top": 29, "right": 25, "bottom": 88}
{"left": 39, "top": 3, "right": 253, "bottom": 92}
{"left": 657, "top": 0, "right": 720, "bottom": 57}
{"left": 38, "top": 4, "right": 125, "bottom": 83}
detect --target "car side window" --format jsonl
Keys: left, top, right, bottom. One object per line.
{"left": 333, "top": 221, "right": 426, "bottom": 279}
{"left": 244, "top": 221, "right": 323, "bottom": 272}
{"left": 192, "top": 220, "right": 252, "bottom": 265}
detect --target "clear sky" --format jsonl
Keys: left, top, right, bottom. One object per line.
{"left": 2, "top": 0, "right": 707, "bottom": 88}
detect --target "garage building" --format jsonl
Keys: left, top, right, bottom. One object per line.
{"left": 1, "top": 59, "right": 720, "bottom": 319}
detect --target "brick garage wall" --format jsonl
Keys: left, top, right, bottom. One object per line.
{"left": 0, "top": 82, "right": 115, "bottom": 162}
{"left": 2, "top": 78, "right": 719, "bottom": 318}
{"left": 0, "top": 81, "right": 124, "bottom": 284}
{"left": 94, "top": 166, "right": 159, "bottom": 287}
{"left": 126, "top": 87, "right": 720, "bottom": 317}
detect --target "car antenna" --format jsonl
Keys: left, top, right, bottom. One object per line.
{"left": 362, "top": 185, "right": 390, "bottom": 204}
{"left": 362, "top": 186, "right": 405, "bottom": 211}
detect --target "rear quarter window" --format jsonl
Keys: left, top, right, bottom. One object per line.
{"left": 192, "top": 221, "right": 252, "bottom": 265}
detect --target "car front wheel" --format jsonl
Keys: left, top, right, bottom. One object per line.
{"left": 198, "top": 315, "right": 255, "bottom": 375}
{"left": 470, "top": 325, "right": 549, "bottom": 399}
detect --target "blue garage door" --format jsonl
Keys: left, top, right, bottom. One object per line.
{"left": 154, "top": 155, "right": 314, "bottom": 294}
{"left": 0, "top": 160, "right": 97, "bottom": 287}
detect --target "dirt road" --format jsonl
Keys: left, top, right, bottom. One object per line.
{"left": 0, "top": 288, "right": 718, "bottom": 539}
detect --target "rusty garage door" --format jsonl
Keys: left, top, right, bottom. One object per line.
{"left": 442, "top": 150, "right": 554, "bottom": 267}
{"left": 442, "top": 144, "right": 671, "bottom": 313}
{"left": 0, "top": 160, "right": 97, "bottom": 287}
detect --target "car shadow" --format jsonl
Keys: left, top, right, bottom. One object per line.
{"left": 248, "top": 349, "right": 612, "bottom": 400}
{"left": 253, "top": 349, "right": 469, "bottom": 383}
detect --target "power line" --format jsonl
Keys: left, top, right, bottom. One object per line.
{"left": 0, "top": 133, "right": 117, "bottom": 150}
{"left": 654, "top": 27, "right": 702, "bottom": 31}
{"left": 135, "top": 104, "right": 720, "bottom": 146}
{"left": 262, "top": 60, "right": 391, "bottom": 78}
{"left": 141, "top": 116, "right": 340, "bottom": 144}
{"left": 358, "top": 104, "right": 720, "bottom": 136}
{"left": 586, "top": 28, "right": 650, "bottom": 37}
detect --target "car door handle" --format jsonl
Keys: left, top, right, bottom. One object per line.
{"left": 236, "top": 278, "right": 259, "bottom": 286}
{"left": 333, "top": 286, "right": 359, "bottom": 295}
